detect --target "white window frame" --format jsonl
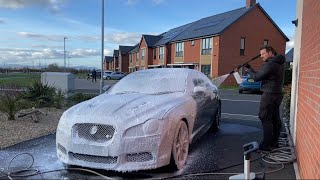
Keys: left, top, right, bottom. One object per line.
{"left": 175, "top": 42, "right": 184, "bottom": 57}
{"left": 159, "top": 47, "right": 164, "bottom": 59}
{"left": 201, "top": 37, "right": 212, "bottom": 55}
{"left": 141, "top": 48, "right": 145, "bottom": 60}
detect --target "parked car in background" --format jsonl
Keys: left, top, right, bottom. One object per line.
{"left": 239, "top": 75, "right": 262, "bottom": 94}
{"left": 56, "top": 68, "right": 221, "bottom": 172}
{"left": 103, "top": 71, "right": 126, "bottom": 80}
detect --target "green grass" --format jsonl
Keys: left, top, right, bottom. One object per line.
{"left": 219, "top": 85, "right": 239, "bottom": 90}
{"left": 0, "top": 72, "right": 40, "bottom": 87}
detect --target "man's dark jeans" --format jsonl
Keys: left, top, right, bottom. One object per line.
{"left": 259, "top": 92, "right": 283, "bottom": 147}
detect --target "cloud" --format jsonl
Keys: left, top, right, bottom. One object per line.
{"left": 0, "top": 18, "right": 5, "bottom": 24}
{"left": 286, "top": 39, "right": 294, "bottom": 52}
{"left": 0, "top": 0, "right": 65, "bottom": 12}
{"left": 17, "top": 32, "right": 65, "bottom": 42}
{"left": 106, "top": 32, "right": 141, "bottom": 45}
{"left": 0, "top": 47, "right": 114, "bottom": 63}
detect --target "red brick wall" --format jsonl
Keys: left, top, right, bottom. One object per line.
{"left": 166, "top": 44, "right": 172, "bottom": 64}
{"left": 212, "top": 36, "right": 220, "bottom": 78}
{"left": 184, "top": 39, "right": 200, "bottom": 63}
{"left": 296, "top": 1, "right": 320, "bottom": 179}
{"left": 140, "top": 38, "right": 148, "bottom": 69}
{"left": 219, "top": 6, "right": 287, "bottom": 85}
{"left": 121, "top": 54, "right": 129, "bottom": 73}
{"left": 148, "top": 47, "right": 153, "bottom": 66}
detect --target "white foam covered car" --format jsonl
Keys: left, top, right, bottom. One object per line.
{"left": 56, "top": 68, "right": 221, "bottom": 172}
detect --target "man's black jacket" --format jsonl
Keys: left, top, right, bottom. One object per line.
{"left": 246, "top": 54, "right": 285, "bottom": 93}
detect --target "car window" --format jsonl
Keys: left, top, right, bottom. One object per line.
{"left": 108, "top": 69, "right": 187, "bottom": 95}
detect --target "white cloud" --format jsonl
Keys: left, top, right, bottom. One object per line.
{"left": 106, "top": 32, "right": 141, "bottom": 45}
{"left": 17, "top": 32, "right": 65, "bottom": 42}
{"left": 286, "top": 39, "right": 294, "bottom": 52}
{"left": 0, "top": 0, "right": 65, "bottom": 12}
{"left": 0, "top": 18, "right": 5, "bottom": 24}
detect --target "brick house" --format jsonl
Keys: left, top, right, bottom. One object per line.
{"left": 104, "top": 56, "right": 113, "bottom": 71}
{"left": 128, "top": 44, "right": 139, "bottom": 72}
{"left": 112, "top": 0, "right": 288, "bottom": 86}
{"left": 290, "top": 0, "right": 320, "bottom": 179}
{"left": 118, "top": 45, "right": 135, "bottom": 72}
{"left": 110, "top": 50, "right": 118, "bottom": 71}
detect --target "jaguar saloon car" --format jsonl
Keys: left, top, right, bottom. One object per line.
{"left": 56, "top": 68, "right": 221, "bottom": 172}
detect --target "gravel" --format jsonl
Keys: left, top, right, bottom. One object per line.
{"left": 0, "top": 108, "right": 65, "bottom": 149}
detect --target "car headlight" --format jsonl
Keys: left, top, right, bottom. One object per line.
{"left": 124, "top": 118, "right": 161, "bottom": 137}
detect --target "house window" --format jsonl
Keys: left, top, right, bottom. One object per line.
{"left": 159, "top": 47, "right": 164, "bottom": 59}
{"left": 141, "top": 48, "right": 145, "bottom": 60}
{"left": 129, "top": 54, "right": 132, "bottom": 63}
{"left": 201, "top": 65, "right": 211, "bottom": 76}
{"left": 136, "top": 52, "right": 139, "bottom": 60}
{"left": 201, "top": 37, "right": 212, "bottom": 55}
{"left": 191, "top": 40, "right": 195, "bottom": 46}
{"left": 175, "top": 42, "right": 184, "bottom": 57}
{"left": 153, "top": 48, "right": 156, "bottom": 59}
{"left": 240, "top": 37, "right": 245, "bottom": 56}
{"left": 264, "top": 39, "right": 269, "bottom": 46}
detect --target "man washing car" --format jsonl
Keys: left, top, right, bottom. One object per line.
{"left": 240, "top": 45, "right": 285, "bottom": 151}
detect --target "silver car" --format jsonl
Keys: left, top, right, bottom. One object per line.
{"left": 103, "top": 71, "right": 126, "bottom": 80}
{"left": 56, "top": 68, "right": 221, "bottom": 172}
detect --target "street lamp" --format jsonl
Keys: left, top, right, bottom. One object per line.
{"left": 64, "top": 37, "right": 68, "bottom": 71}
{"left": 100, "top": 0, "right": 105, "bottom": 94}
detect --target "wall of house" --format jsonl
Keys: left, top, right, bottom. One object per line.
{"left": 121, "top": 54, "right": 129, "bottom": 73}
{"left": 219, "top": 6, "right": 287, "bottom": 85}
{"left": 148, "top": 47, "right": 153, "bottom": 66}
{"left": 295, "top": 1, "right": 320, "bottom": 179}
{"left": 153, "top": 48, "right": 158, "bottom": 65}
{"left": 212, "top": 36, "right": 220, "bottom": 78}
{"left": 140, "top": 39, "right": 148, "bottom": 69}
{"left": 184, "top": 39, "right": 200, "bottom": 63}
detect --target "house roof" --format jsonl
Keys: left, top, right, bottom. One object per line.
{"left": 154, "top": 22, "right": 194, "bottom": 46}
{"left": 113, "top": 50, "right": 119, "bottom": 57}
{"left": 119, "top": 45, "right": 135, "bottom": 54}
{"left": 285, "top": 48, "right": 294, "bottom": 62}
{"left": 129, "top": 43, "right": 139, "bottom": 53}
{"left": 171, "top": 6, "right": 254, "bottom": 42}
{"left": 104, "top": 56, "right": 113, "bottom": 62}
{"left": 156, "top": 3, "right": 288, "bottom": 44}
{"left": 143, "top": 35, "right": 163, "bottom": 47}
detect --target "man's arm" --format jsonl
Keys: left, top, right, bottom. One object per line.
{"left": 246, "top": 63, "right": 272, "bottom": 82}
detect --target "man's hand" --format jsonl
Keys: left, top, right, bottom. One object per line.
{"left": 243, "top": 63, "right": 251, "bottom": 69}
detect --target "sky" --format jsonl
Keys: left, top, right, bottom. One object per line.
{"left": 0, "top": 0, "right": 296, "bottom": 69}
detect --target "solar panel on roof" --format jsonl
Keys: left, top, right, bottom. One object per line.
{"left": 194, "top": 19, "right": 224, "bottom": 30}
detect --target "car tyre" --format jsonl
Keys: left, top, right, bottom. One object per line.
{"left": 239, "top": 89, "right": 243, "bottom": 94}
{"left": 210, "top": 102, "right": 221, "bottom": 132}
{"left": 171, "top": 121, "right": 189, "bottom": 170}
{"left": 106, "top": 76, "right": 111, "bottom": 80}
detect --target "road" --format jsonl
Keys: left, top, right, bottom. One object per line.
{"left": 0, "top": 90, "right": 295, "bottom": 180}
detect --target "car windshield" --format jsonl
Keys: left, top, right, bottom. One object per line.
{"left": 108, "top": 69, "right": 187, "bottom": 95}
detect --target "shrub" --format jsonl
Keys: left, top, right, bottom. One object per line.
{"left": 0, "top": 92, "right": 30, "bottom": 120}
{"left": 23, "top": 81, "right": 56, "bottom": 107}
{"left": 282, "top": 84, "right": 291, "bottom": 120}
{"left": 53, "top": 89, "right": 66, "bottom": 109}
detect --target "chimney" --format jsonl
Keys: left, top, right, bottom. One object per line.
{"left": 246, "top": 0, "right": 256, "bottom": 8}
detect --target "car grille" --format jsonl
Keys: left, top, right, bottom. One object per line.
{"left": 73, "top": 123, "right": 115, "bottom": 143}
{"left": 57, "top": 143, "right": 67, "bottom": 155}
{"left": 127, "top": 152, "right": 153, "bottom": 162}
{"left": 69, "top": 152, "right": 118, "bottom": 164}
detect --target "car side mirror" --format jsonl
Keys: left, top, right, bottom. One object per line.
{"left": 102, "top": 85, "right": 111, "bottom": 91}
{"left": 193, "top": 86, "right": 206, "bottom": 93}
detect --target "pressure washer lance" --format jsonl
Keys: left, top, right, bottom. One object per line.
{"left": 211, "top": 54, "right": 260, "bottom": 87}
{"left": 228, "top": 54, "right": 261, "bottom": 85}
{"left": 229, "top": 141, "right": 260, "bottom": 180}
